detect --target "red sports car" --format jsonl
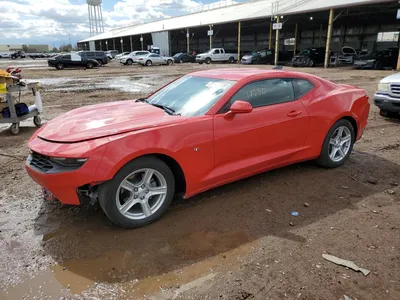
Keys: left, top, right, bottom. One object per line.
{"left": 26, "top": 68, "right": 370, "bottom": 228}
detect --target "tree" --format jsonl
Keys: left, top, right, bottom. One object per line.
{"left": 22, "top": 44, "right": 28, "bottom": 53}
{"left": 59, "top": 43, "right": 73, "bottom": 52}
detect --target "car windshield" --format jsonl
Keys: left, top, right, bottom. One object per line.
{"left": 251, "top": 51, "right": 258, "bottom": 56}
{"left": 146, "top": 76, "right": 235, "bottom": 117}
{"left": 173, "top": 53, "right": 182, "bottom": 57}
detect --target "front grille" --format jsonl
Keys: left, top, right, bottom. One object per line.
{"left": 390, "top": 84, "right": 400, "bottom": 97}
{"left": 30, "top": 152, "right": 53, "bottom": 172}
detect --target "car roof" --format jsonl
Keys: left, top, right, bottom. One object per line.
{"left": 189, "top": 68, "right": 316, "bottom": 81}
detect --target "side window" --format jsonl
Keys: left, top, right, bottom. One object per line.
{"left": 213, "top": 49, "right": 220, "bottom": 54}
{"left": 86, "top": 52, "right": 95, "bottom": 58}
{"left": 292, "top": 79, "right": 314, "bottom": 99}
{"left": 225, "top": 79, "right": 295, "bottom": 110}
{"left": 150, "top": 54, "right": 159, "bottom": 57}
{"left": 61, "top": 55, "right": 71, "bottom": 59}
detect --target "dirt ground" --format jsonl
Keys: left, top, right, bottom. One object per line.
{"left": 0, "top": 59, "right": 399, "bottom": 300}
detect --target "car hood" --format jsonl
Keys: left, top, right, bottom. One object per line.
{"left": 37, "top": 100, "right": 186, "bottom": 143}
{"left": 242, "top": 55, "right": 254, "bottom": 59}
{"left": 379, "top": 72, "right": 400, "bottom": 83}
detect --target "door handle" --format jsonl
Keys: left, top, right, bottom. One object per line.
{"left": 287, "top": 110, "right": 302, "bottom": 117}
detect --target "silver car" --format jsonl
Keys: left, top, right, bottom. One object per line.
{"left": 137, "top": 53, "right": 174, "bottom": 66}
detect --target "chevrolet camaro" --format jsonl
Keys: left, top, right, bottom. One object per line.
{"left": 26, "top": 68, "right": 370, "bottom": 228}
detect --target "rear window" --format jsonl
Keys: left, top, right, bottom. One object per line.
{"left": 293, "top": 79, "right": 314, "bottom": 98}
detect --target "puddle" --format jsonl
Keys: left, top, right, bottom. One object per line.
{"left": 0, "top": 269, "right": 68, "bottom": 300}
{"left": 3, "top": 230, "right": 254, "bottom": 298}
{"left": 34, "top": 75, "right": 162, "bottom": 94}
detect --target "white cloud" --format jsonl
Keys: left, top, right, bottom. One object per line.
{"left": 0, "top": 0, "right": 237, "bottom": 46}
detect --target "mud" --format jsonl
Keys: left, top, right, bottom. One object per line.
{"left": 0, "top": 60, "right": 399, "bottom": 300}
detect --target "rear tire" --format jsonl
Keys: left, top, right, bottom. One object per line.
{"left": 98, "top": 156, "right": 175, "bottom": 228}
{"left": 316, "top": 119, "right": 355, "bottom": 168}
{"left": 167, "top": 59, "right": 173, "bottom": 65}
{"left": 374, "top": 62, "right": 382, "bottom": 70}
{"left": 146, "top": 60, "right": 152, "bottom": 67}
{"left": 228, "top": 57, "right": 235, "bottom": 63}
{"left": 86, "top": 62, "right": 94, "bottom": 69}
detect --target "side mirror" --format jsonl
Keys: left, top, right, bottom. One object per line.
{"left": 229, "top": 100, "right": 253, "bottom": 114}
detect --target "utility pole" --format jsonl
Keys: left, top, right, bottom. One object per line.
{"left": 324, "top": 9, "right": 334, "bottom": 68}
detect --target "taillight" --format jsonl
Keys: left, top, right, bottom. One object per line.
{"left": 139, "top": 58, "right": 143, "bottom": 60}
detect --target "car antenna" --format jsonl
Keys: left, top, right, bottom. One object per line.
{"left": 273, "top": 66, "right": 283, "bottom": 70}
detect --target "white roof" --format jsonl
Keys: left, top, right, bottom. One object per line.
{"left": 80, "top": 0, "right": 392, "bottom": 42}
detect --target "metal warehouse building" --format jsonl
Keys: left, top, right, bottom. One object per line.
{"left": 78, "top": 0, "right": 400, "bottom": 67}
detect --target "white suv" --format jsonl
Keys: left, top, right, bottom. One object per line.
{"left": 120, "top": 51, "right": 150, "bottom": 65}
{"left": 374, "top": 73, "right": 400, "bottom": 118}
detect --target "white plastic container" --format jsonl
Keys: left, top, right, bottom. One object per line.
{"left": 34, "top": 91, "right": 43, "bottom": 113}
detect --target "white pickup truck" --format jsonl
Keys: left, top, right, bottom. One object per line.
{"left": 196, "top": 48, "right": 238, "bottom": 64}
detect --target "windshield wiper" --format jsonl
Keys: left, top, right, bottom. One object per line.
{"left": 136, "top": 98, "right": 180, "bottom": 116}
{"left": 151, "top": 103, "right": 180, "bottom": 116}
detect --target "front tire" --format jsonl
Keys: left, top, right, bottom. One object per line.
{"left": 55, "top": 63, "right": 64, "bottom": 70}
{"left": 205, "top": 57, "right": 211, "bottom": 64}
{"left": 127, "top": 59, "right": 133, "bottom": 65}
{"left": 33, "top": 116, "right": 42, "bottom": 127}
{"left": 316, "top": 119, "right": 355, "bottom": 168}
{"left": 167, "top": 59, "right": 173, "bottom": 65}
{"left": 86, "top": 62, "right": 94, "bottom": 69}
{"left": 99, "top": 156, "right": 175, "bottom": 228}
{"left": 146, "top": 60, "right": 152, "bottom": 67}
{"left": 380, "top": 109, "right": 398, "bottom": 118}
{"left": 374, "top": 62, "right": 382, "bottom": 70}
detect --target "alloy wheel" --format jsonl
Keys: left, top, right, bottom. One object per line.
{"left": 116, "top": 168, "right": 167, "bottom": 220}
{"left": 328, "top": 126, "right": 352, "bottom": 162}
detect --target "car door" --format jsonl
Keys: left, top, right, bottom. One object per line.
{"left": 60, "top": 55, "right": 71, "bottom": 67}
{"left": 150, "top": 54, "right": 162, "bottom": 65}
{"left": 212, "top": 78, "right": 309, "bottom": 182}
{"left": 70, "top": 53, "right": 83, "bottom": 67}
{"left": 212, "top": 49, "right": 221, "bottom": 61}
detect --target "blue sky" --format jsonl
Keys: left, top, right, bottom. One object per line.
{"left": 0, "top": 0, "right": 246, "bottom": 47}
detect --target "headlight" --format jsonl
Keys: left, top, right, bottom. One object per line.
{"left": 49, "top": 157, "right": 87, "bottom": 167}
{"left": 367, "top": 59, "right": 376, "bottom": 63}
{"left": 377, "top": 82, "right": 389, "bottom": 92}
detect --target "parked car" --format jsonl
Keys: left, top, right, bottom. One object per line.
{"left": 241, "top": 49, "right": 274, "bottom": 65}
{"left": 136, "top": 53, "right": 174, "bottom": 66}
{"left": 26, "top": 68, "right": 370, "bottom": 228}
{"left": 0, "top": 53, "right": 11, "bottom": 59}
{"left": 353, "top": 48, "right": 398, "bottom": 70}
{"left": 374, "top": 73, "right": 400, "bottom": 117}
{"left": 337, "top": 46, "right": 359, "bottom": 64}
{"left": 173, "top": 52, "right": 196, "bottom": 63}
{"left": 115, "top": 52, "right": 130, "bottom": 60}
{"left": 196, "top": 48, "right": 238, "bottom": 64}
{"left": 48, "top": 53, "right": 99, "bottom": 70}
{"left": 76, "top": 51, "right": 109, "bottom": 65}
{"left": 11, "top": 51, "right": 26, "bottom": 59}
{"left": 292, "top": 47, "right": 331, "bottom": 67}
{"left": 120, "top": 51, "right": 150, "bottom": 65}
{"left": 106, "top": 50, "right": 119, "bottom": 59}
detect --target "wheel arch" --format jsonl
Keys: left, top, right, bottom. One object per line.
{"left": 100, "top": 152, "right": 187, "bottom": 196}
{"left": 341, "top": 115, "right": 358, "bottom": 139}
{"left": 316, "top": 114, "right": 359, "bottom": 153}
